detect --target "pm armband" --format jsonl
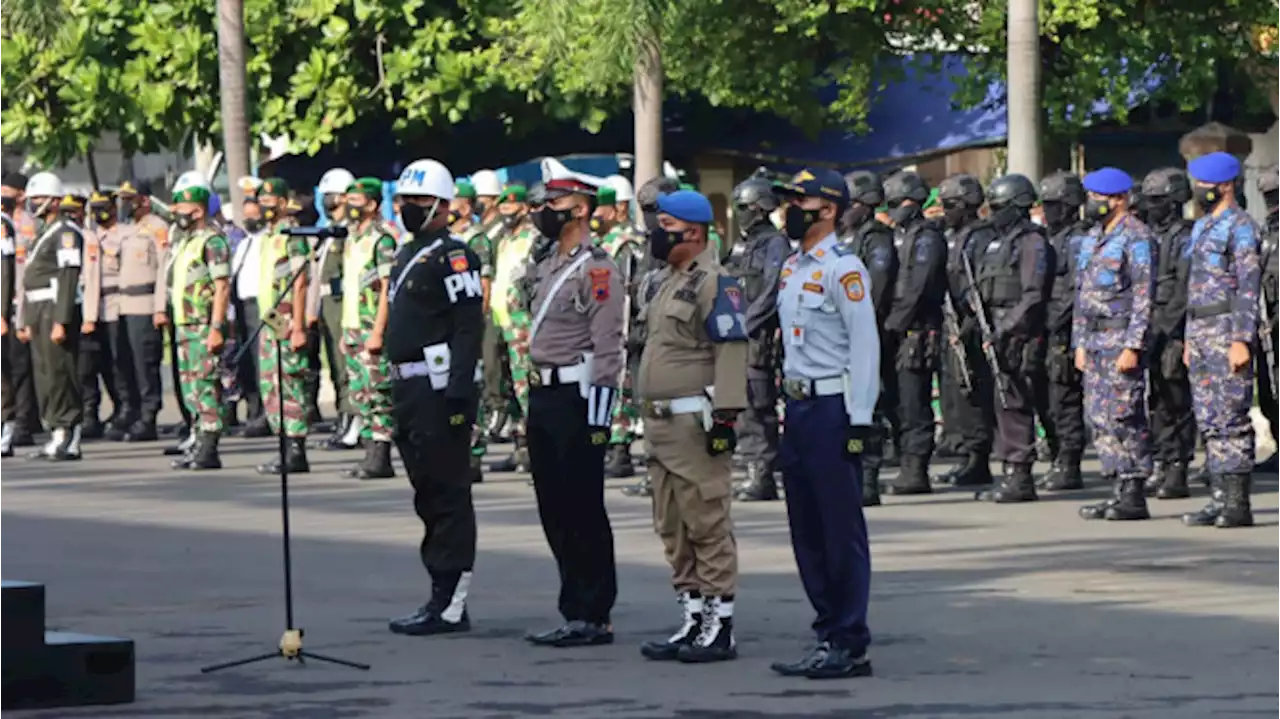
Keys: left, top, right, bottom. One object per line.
{"left": 704, "top": 275, "right": 748, "bottom": 343}
{"left": 585, "top": 385, "right": 615, "bottom": 428}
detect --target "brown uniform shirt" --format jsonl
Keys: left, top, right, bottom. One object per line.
{"left": 81, "top": 226, "right": 107, "bottom": 322}
{"left": 113, "top": 221, "right": 164, "bottom": 317}
{"left": 637, "top": 247, "right": 748, "bottom": 411}
{"left": 527, "top": 238, "right": 624, "bottom": 387}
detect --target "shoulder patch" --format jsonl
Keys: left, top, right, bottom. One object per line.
{"left": 61, "top": 231, "right": 77, "bottom": 248}
{"left": 840, "top": 271, "right": 865, "bottom": 302}
{"left": 869, "top": 244, "right": 892, "bottom": 269}
{"left": 589, "top": 266, "right": 611, "bottom": 302}
{"left": 705, "top": 275, "right": 748, "bottom": 343}
{"left": 448, "top": 249, "right": 470, "bottom": 273}
{"left": 831, "top": 243, "right": 855, "bottom": 256}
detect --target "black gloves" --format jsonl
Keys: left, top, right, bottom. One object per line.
{"left": 844, "top": 425, "right": 872, "bottom": 460}
{"left": 706, "top": 411, "right": 738, "bottom": 456}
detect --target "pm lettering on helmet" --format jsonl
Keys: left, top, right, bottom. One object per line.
{"left": 400, "top": 168, "right": 427, "bottom": 187}
{"left": 445, "top": 270, "right": 483, "bottom": 303}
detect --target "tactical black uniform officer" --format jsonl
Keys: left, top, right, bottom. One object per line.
{"left": 725, "top": 174, "right": 791, "bottom": 502}
{"left": 838, "top": 170, "right": 897, "bottom": 506}
{"left": 1, "top": 206, "right": 17, "bottom": 456}
{"left": 385, "top": 159, "right": 485, "bottom": 637}
{"left": 879, "top": 171, "right": 946, "bottom": 495}
{"left": 1033, "top": 172, "right": 1090, "bottom": 491}
{"left": 933, "top": 173, "right": 997, "bottom": 488}
{"left": 970, "top": 174, "right": 1050, "bottom": 503}
{"left": 1136, "top": 168, "right": 1196, "bottom": 499}
{"left": 1256, "top": 165, "right": 1279, "bottom": 471}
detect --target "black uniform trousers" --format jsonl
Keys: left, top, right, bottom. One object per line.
{"left": 864, "top": 334, "right": 900, "bottom": 471}
{"left": 30, "top": 301, "right": 83, "bottom": 429}
{"left": 392, "top": 377, "right": 477, "bottom": 576}
{"left": 2, "top": 333, "right": 40, "bottom": 430}
{"left": 1259, "top": 325, "right": 1278, "bottom": 447}
{"left": 233, "top": 297, "right": 264, "bottom": 419}
{"left": 894, "top": 330, "right": 936, "bottom": 459}
{"left": 737, "top": 367, "right": 779, "bottom": 470}
{"left": 111, "top": 314, "right": 164, "bottom": 424}
{"left": 1148, "top": 333, "right": 1195, "bottom": 463}
{"left": 991, "top": 358, "right": 1036, "bottom": 465}
{"left": 1034, "top": 340, "right": 1086, "bottom": 458}
{"left": 940, "top": 321, "right": 994, "bottom": 456}
{"left": 527, "top": 382, "right": 617, "bottom": 625}
{"left": 78, "top": 323, "right": 119, "bottom": 422}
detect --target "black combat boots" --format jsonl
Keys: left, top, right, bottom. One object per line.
{"left": 1154, "top": 460, "right": 1190, "bottom": 499}
{"left": 1037, "top": 451, "right": 1084, "bottom": 491}
{"left": 344, "top": 440, "right": 396, "bottom": 480}
{"left": 862, "top": 464, "right": 882, "bottom": 507}
{"left": 734, "top": 463, "right": 779, "bottom": 501}
{"left": 883, "top": 454, "right": 932, "bottom": 495}
{"left": 934, "top": 453, "right": 993, "bottom": 487}
{"left": 256, "top": 438, "right": 311, "bottom": 474}
{"left": 641, "top": 592, "right": 702, "bottom": 661}
{"left": 163, "top": 425, "right": 194, "bottom": 456}
{"left": 389, "top": 570, "right": 472, "bottom": 636}
{"left": 1080, "top": 476, "right": 1148, "bottom": 520}
{"left": 677, "top": 596, "right": 737, "bottom": 663}
{"left": 1182, "top": 475, "right": 1225, "bottom": 526}
{"left": 976, "top": 462, "right": 1038, "bottom": 503}
{"left": 1185, "top": 473, "right": 1253, "bottom": 528}
{"left": 605, "top": 443, "right": 636, "bottom": 478}
{"left": 323, "top": 413, "right": 356, "bottom": 450}
{"left": 188, "top": 432, "right": 223, "bottom": 470}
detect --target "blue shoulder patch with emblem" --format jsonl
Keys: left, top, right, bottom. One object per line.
{"left": 705, "top": 275, "right": 749, "bottom": 343}
{"left": 869, "top": 244, "right": 892, "bottom": 269}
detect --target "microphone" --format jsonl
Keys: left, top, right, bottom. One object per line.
{"left": 283, "top": 225, "right": 349, "bottom": 239}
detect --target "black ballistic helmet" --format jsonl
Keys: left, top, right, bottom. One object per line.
{"left": 883, "top": 171, "right": 929, "bottom": 205}
{"left": 1140, "top": 167, "right": 1192, "bottom": 203}
{"left": 843, "top": 171, "right": 884, "bottom": 206}
{"left": 937, "top": 173, "right": 984, "bottom": 208}
{"left": 987, "top": 174, "right": 1038, "bottom": 210}
{"left": 527, "top": 181, "right": 548, "bottom": 209}
{"left": 637, "top": 176, "right": 681, "bottom": 212}
{"left": 731, "top": 176, "right": 779, "bottom": 212}
{"left": 1039, "top": 171, "right": 1085, "bottom": 208}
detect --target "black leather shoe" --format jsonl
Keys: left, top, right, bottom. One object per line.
{"left": 389, "top": 605, "right": 471, "bottom": 636}
{"left": 771, "top": 643, "right": 832, "bottom": 677}
{"left": 257, "top": 438, "right": 311, "bottom": 474}
{"left": 804, "top": 647, "right": 873, "bottom": 679}
{"left": 525, "top": 621, "right": 613, "bottom": 647}
{"left": 1214, "top": 473, "right": 1254, "bottom": 528}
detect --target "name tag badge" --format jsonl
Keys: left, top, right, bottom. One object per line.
{"left": 790, "top": 325, "right": 805, "bottom": 347}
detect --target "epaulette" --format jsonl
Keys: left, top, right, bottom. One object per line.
{"left": 589, "top": 244, "right": 609, "bottom": 260}
{"left": 831, "top": 243, "right": 856, "bottom": 257}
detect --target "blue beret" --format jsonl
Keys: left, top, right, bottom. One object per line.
{"left": 776, "top": 168, "right": 850, "bottom": 205}
{"left": 1188, "top": 151, "right": 1241, "bottom": 184}
{"left": 656, "top": 190, "right": 714, "bottom": 224}
{"left": 1082, "top": 167, "right": 1133, "bottom": 196}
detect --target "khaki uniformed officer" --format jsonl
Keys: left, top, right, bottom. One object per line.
{"left": 635, "top": 189, "right": 748, "bottom": 664}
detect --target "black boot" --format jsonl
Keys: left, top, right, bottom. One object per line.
{"left": 345, "top": 441, "right": 395, "bottom": 480}
{"left": 80, "top": 416, "right": 104, "bottom": 440}
{"left": 242, "top": 415, "right": 272, "bottom": 438}
{"left": 677, "top": 596, "right": 737, "bottom": 663}
{"left": 162, "top": 425, "right": 192, "bottom": 455}
{"left": 103, "top": 411, "right": 134, "bottom": 441}
{"left": 1039, "top": 451, "right": 1084, "bottom": 491}
{"left": 1155, "top": 460, "right": 1190, "bottom": 499}
{"left": 934, "top": 453, "right": 992, "bottom": 487}
{"left": 1142, "top": 460, "right": 1164, "bottom": 496}
{"left": 1214, "top": 473, "right": 1253, "bottom": 528}
{"left": 488, "top": 436, "right": 523, "bottom": 472}
{"left": 257, "top": 438, "right": 311, "bottom": 474}
{"left": 883, "top": 454, "right": 931, "bottom": 495}
{"left": 470, "top": 454, "right": 484, "bottom": 483}
{"left": 1182, "top": 475, "right": 1226, "bottom": 526}
{"left": 734, "top": 463, "right": 779, "bottom": 501}
{"left": 976, "top": 462, "right": 1038, "bottom": 503}
{"left": 1079, "top": 476, "right": 1122, "bottom": 520}
{"left": 1103, "top": 477, "right": 1150, "bottom": 521}
{"left": 171, "top": 430, "right": 198, "bottom": 469}
{"left": 640, "top": 592, "right": 702, "bottom": 661}
{"left": 389, "top": 570, "right": 472, "bottom": 636}
{"left": 605, "top": 443, "right": 636, "bottom": 478}
{"left": 325, "top": 413, "right": 360, "bottom": 451}
{"left": 124, "top": 417, "right": 159, "bottom": 442}
{"left": 862, "top": 464, "right": 882, "bottom": 507}
{"left": 1190, "top": 461, "right": 1212, "bottom": 489}
{"left": 620, "top": 472, "right": 653, "bottom": 497}
{"left": 188, "top": 432, "right": 223, "bottom": 470}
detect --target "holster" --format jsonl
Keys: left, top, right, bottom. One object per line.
{"left": 896, "top": 329, "right": 937, "bottom": 372}
{"left": 1159, "top": 337, "right": 1187, "bottom": 380}
{"left": 1047, "top": 343, "right": 1077, "bottom": 385}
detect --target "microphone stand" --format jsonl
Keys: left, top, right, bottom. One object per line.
{"left": 201, "top": 226, "right": 369, "bottom": 673}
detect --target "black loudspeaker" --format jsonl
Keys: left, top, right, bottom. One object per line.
{"left": 2, "top": 580, "right": 135, "bottom": 710}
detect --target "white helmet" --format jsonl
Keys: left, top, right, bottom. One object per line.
{"left": 604, "top": 175, "right": 634, "bottom": 203}
{"left": 173, "top": 170, "right": 208, "bottom": 194}
{"left": 317, "top": 168, "right": 355, "bottom": 195}
{"left": 396, "top": 159, "right": 455, "bottom": 201}
{"left": 25, "top": 171, "right": 64, "bottom": 199}
{"left": 471, "top": 169, "right": 502, "bottom": 197}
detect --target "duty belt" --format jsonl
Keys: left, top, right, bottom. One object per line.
{"left": 24, "top": 286, "right": 56, "bottom": 303}
{"left": 529, "top": 363, "right": 584, "bottom": 388}
{"left": 101, "top": 285, "right": 120, "bottom": 296}
{"left": 1188, "top": 300, "right": 1231, "bottom": 320}
{"left": 120, "top": 283, "right": 156, "bottom": 296}
{"left": 641, "top": 395, "right": 704, "bottom": 419}
{"left": 781, "top": 376, "right": 844, "bottom": 401}
{"left": 1086, "top": 317, "right": 1128, "bottom": 332}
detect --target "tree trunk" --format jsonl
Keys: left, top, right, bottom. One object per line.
{"left": 84, "top": 149, "right": 100, "bottom": 190}
{"left": 1005, "top": 0, "right": 1041, "bottom": 179}
{"left": 632, "top": 32, "right": 663, "bottom": 194}
{"left": 216, "top": 0, "right": 250, "bottom": 223}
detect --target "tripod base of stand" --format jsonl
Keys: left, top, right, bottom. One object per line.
{"left": 200, "top": 629, "right": 369, "bottom": 673}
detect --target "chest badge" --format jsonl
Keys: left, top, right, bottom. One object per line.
{"left": 448, "top": 250, "right": 469, "bottom": 273}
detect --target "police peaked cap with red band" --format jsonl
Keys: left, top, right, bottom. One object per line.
{"left": 540, "top": 157, "right": 604, "bottom": 199}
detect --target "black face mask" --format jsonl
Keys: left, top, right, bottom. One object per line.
{"left": 648, "top": 226, "right": 685, "bottom": 262}
{"left": 942, "top": 205, "right": 970, "bottom": 229}
{"left": 1142, "top": 197, "right": 1177, "bottom": 227}
{"left": 346, "top": 206, "right": 364, "bottom": 223}
{"left": 1193, "top": 185, "right": 1224, "bottom": 214}
{"left": 0, "top": 197, "right": 14, "bottom": 215}
{"left": 988, "top": 205, "right": 1025, "bottom": 230}
{"left": 244, "top": 218, "right": 264, "bottom": 233}
{"left": 323, "top": 196, "right": 341, "bottom": 215}
{"left": 784, "top": 205, "right": 819, "bottom": 240}
{"left": 1042, "top": 201, "right": 1076, "bottom": 230}
{"left": 93, "top": 209, "right": 113, "bottom": 225}
{"left": 501, "top": 212, "right": 520, "bottom": 229}
{"left": 175, "top": 212, "right": 197, "bottom": 231}
{"left": 532, "top": 206, "right": 572, "bottom": 239}
{"left": 401, "top": 200, "right": 439, "bottom": 234}
{"left": 117, "top": 200, "right": 135, "bottom": 224}
{"left": 1084, "top": 198, "right": 1113, "bottom": 225}
{"left": 840, "top": 204, "right": 872, "bottom": 234}
{"left": 888, "top": 203, "right": 919, "bottom": 227}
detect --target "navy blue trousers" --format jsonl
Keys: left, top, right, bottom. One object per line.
{"left": 778, "top": 394, "right": 872, "bottom": 654}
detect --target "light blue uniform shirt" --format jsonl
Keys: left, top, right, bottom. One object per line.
{"left": 776, "top": 232, "right": 880, "bottom": 425}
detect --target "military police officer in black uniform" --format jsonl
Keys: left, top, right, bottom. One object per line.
{"left": 879, "top": 171, "right": 946, "bottom": 495}
{"left": 969, "top": 175, "right": 1050, "bottom": 504}
{"left": 1033, "top": 171, "right": 1090, "bottom": 491}
{"left": 1256, "top": 164, "right": 1279, "bottom": 471}
{"left": 1136, "top": 168, "right": 1197, "bottom": 499}
{"left": 726, "top": 174, "right": 791, "bottom": 502}
{"left": 385, "top": 159, "right": 485, "bottom": 637}
{"left": 933, "top": 173, "right": 997, "bottom": 488}
{"left": 838, "top": 171, "right": 898, "bottom": 506}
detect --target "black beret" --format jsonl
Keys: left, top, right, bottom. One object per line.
{"left": 2, "top": 172, "right": 29, "bottom": 190}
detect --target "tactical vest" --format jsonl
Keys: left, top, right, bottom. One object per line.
{"left": 725, "top": 236, "right": 765, "bottom": 301}
{"left": 944, "top": 222, "right": 986, "bottom": 301}
{"left": 976, "top": 224, "right": 1031, "bottom": 309}
{"left": 257, "top": 231, "right": 296, "bottom": 310}
{"left": 341, "top": 229, "right": 380, "bottom": 329}
{"left": 1153, "top": 220, "right": 1191, "bottom": 308}
{"left": 1048, "top": 225, "right": 1078, "bottom": 303}
{"left": 1262, "top": 219, "right": 1278, "bottom": 307}
{"left": 171, "top": 230, "right": 214, "bottom": 325}
{"left": 892, "top": 222, "right": 927, "bottom": 301}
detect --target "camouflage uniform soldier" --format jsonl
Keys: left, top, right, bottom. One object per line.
{"left": 340, "top": 178, "right": 398, "bottom": 480}
{"left": 165, "top": 185, "right": 231, "bottom": 470}
{"left": 255, "top": 178, "right": 313, "bottom": 474}
{"left": 591, "top": 181, "right": 645, "bottom": 477}
{"left": 488, "top": 184, "right": 537, "bottom": 472}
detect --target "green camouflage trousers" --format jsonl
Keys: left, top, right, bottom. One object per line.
{"left": 609, "top": 354, "right": 639, "bottom": 445}
{"left": 259, "top": 324, "right": 310, "bottom": 438}
{"left": 342, "top": 329, "right": 392, "bottom": 443}
{"left": 502, "top": 311, "right": 531, "bottom": 435}
{"left": 177, "top": 324, "right": 224, "bottom": 433}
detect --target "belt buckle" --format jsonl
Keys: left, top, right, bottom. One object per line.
{"left": 644, "top": 400, "right": 672, "bottom": 419}
{"left": 782, "top": 379, "right": 809, "bottom": 401}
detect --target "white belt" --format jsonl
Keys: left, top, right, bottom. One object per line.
{"left": 641, "top": 395, "right": 706, "bottom": 418}
{"left": 391, "top": 361, "right": 431, "bottom": 380}
{"left": 25, "top": 287, "right": 56, "bottom": 303}
{"left": 782, "top": 376, "right": 844, "bottom": 400}
{"left": 536, "top": 363, "right": 585, "bottom": 386}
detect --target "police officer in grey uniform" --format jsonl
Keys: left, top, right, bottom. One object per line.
{"left": 725, "top": 174, "right": 790, "bottom": 502}
{"left": 837, "top": 171, "right": 897, "bottom": 506}
{"left": 523, "top": 161, "right": 625, "bottom": 648}
{"left": 933, "top": 173, "right": 997, "bottom": 488}
{"left": 879, "top": 171, "right": 947, "bottom": 495}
